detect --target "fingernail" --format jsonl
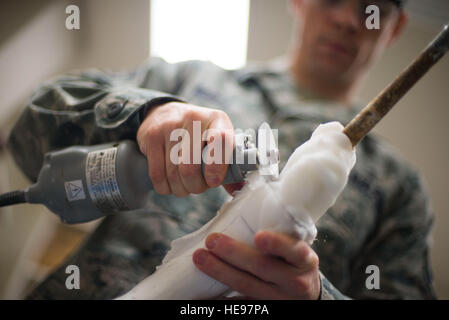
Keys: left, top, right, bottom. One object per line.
{"left": 206, "top": 234, "right": 219, "bottom": 250}
{"left": 194, "top": 250, "right": 208, "bottom": 265}
{"left": 207, "top": 175, "right": 220, "bottom": 187}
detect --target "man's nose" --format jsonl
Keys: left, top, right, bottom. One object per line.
{"left": 330, "top": 0, "right": 362, "bottom": 33}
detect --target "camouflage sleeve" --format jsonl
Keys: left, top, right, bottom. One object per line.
{"left": 346, "top": 169, "right": 436, "bottom": 299}
{"left": 7, "top": 58, "right": 191, "bottom": 182}
{"left": 319, "top": 271, "right": 351, "bottom": 300}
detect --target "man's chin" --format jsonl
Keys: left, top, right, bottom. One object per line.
{"left": 311, "top": 61, "right": 354, "bottom": 81}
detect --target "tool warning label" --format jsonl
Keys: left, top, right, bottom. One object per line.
{"left": 65, "top": 180, "right": 86, "bottom": 201}
{"left": 85, "top": 147, "right": 128, "bottom": 212}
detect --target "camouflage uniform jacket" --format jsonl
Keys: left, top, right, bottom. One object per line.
{"left": 8, "top": 57, "right": 436, "bottom": 300}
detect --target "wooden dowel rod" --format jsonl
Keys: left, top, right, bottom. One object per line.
{"left": 343, "top": 24, "right": 449, "bottom": 147}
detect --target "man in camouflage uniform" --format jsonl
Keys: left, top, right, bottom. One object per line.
{"left": 7, "top": 0, "right": 436, "bottom": 299}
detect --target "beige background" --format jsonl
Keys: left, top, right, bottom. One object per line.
{"left": 0, "top": 0, "right": 447, "bottom": 299}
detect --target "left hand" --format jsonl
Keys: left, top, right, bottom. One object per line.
{"left": 192, "top": 230, "right": 321, "bottom": 300}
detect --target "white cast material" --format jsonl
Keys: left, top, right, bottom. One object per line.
{"left": 117, "top": 121, "right": 356, "bottom": 300}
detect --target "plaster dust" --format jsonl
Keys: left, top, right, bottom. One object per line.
{"left": 117, "top": 121, "right": 356, "bottom": 300}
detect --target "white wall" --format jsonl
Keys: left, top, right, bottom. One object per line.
{"left": 0, "top": 0, "right": 80, "bottom": 299}
{"left": 0, "top": 0, "right": 80, "bottom": 127}
{"left": 71, "top": 0, "right": 150, "bottom": 70}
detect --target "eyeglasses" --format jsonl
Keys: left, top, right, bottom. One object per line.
{"left": 315, "top": 0, "right": 399, "bottom": 24}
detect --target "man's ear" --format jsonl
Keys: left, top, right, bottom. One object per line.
{"left": 387, "top": 11, "right": 408, "bottom": 46}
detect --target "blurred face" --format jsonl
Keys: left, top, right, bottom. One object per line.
{"left": 291, "top": 0, "right": 407, "bottom": 82}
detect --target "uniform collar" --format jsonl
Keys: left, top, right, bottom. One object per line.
{"left": 236, "top": 57, "right": 362, "bottom": 125}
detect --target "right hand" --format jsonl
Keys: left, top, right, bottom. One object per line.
{"left": 137, "top": 102, "right": 234, "bottom": 197}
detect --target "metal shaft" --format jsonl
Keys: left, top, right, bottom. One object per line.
{"left": 343, "top": 24, "right": 449, "bottom": 147}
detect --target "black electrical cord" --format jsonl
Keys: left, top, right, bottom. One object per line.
{"left": 0, "top": 190, "right": 26, "bottom": 207}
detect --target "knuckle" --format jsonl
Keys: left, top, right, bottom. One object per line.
{"left": 183, "top": 108, "right": 200, "bottom": 122}
{"left": 145, "top": 126, "right": 161, "bottom": 141}
{"left": 138, "top": 129, "right": 158, "bottom": 153}
{"left": 293, "top": 242, "right": 310, "bottom": 261}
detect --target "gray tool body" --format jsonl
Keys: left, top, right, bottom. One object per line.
{"left": 18, "top": 123, "right": 279, "bottom": 224}
{"left": 26, "top": 141, "right": 150, "bottom": 223}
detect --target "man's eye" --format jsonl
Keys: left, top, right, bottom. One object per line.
{"left": 319, "top": 0, "right": 344, "bottom": 7}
